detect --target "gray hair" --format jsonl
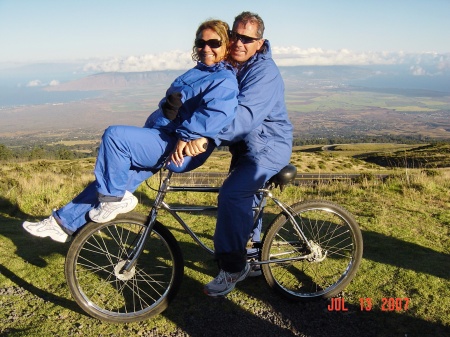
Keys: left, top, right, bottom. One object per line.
{"left": 233, "top": 11, "right": 265, "bottom": 38}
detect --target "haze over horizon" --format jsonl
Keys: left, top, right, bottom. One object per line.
{"left": 1, "top": 1, "right": 449, "bottom": 91}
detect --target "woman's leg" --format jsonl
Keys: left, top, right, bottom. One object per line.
{"left": 94, "top": 125, "right": 176, "bottom": 199}
{"left": 54, "top": 125, "right": 176, "bottom": 232}
{"left": 53, "top": 181, "right": 98, "bottom": 233}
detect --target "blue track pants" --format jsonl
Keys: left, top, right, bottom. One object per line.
{"left": 214, "top": 157, "right": 278, "bottom": 272}
{"left": 54, "top": 125, "right": 213, "bottom": 233}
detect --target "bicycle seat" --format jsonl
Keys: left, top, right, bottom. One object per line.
{"left": 268, "top": 164, "right": 297, "bottom": 190}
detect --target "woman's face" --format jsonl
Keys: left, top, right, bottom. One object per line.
{"left": 195, "top": 28, "right": 226, "bottom": 66}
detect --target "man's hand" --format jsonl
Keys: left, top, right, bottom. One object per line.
{"left": 162, "top": 92, "right": 182, "bottom": 120}
{"left": 169, "top": 138, "right": 208, "bottom": 167}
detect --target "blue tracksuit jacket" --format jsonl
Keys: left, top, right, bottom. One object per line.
{"left": 146, "top": 61, "right": 238, "bottom": 142}
{"left": 215, "top": 40, "right": 293, "bottom": 170}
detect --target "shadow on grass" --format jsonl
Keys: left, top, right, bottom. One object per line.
{"left": 362, "top": 230, "right": 449, "bottom": 280}
{"left": 161, "top": 240, "right": 450, "bottom": 337}
{"left": 0, "top": 197, "right": 69, "bottom": 268}
{"left": 0, "top": 198, "right": 87, "bottom": 321}
{"left": 0, "top": 264, "right": 85, "bottom": 317}
{"left": 1, "top": 195, "right": 449, "bottom": 336}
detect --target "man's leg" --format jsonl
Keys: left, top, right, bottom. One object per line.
{"left": 204, "top": 160, "right": 277, "bottom": 296}
{"left": 246, "top": 191, "right": 265, "bottom": 276}
{"left": 214, "top": 160, "right": 277, "bottom": 271}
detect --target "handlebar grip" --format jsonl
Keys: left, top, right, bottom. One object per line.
{"left": 202, "top": 141, "right": 208, "bottom": 150}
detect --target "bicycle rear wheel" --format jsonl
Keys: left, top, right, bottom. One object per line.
{"left": 261, "top": 200, "right": 363, "bottom": 300}
{"left": 65, "top": 212, "right": 184, "bottom": 323}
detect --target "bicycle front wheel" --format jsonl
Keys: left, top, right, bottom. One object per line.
{"left": 65, "top": 212, "right": 184, "bottom": 323}
{"left": 261, "top": 200, "right": 363, "bottom": 300}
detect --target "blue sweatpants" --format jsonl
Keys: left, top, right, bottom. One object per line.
{"left": 214, "top": 157, "right": 278, "bottom": 272}
{"left": 54, "top": 125, "right": 213, "bottom": 233}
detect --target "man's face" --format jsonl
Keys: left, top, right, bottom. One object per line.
{"left": 229, "top": 21, "right": 264, "bottom": 64}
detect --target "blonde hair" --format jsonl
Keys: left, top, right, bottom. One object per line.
{"left": 191, "top": 19, "right": 230, "bottom": 62}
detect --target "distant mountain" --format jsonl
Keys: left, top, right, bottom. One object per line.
{"left": 46, "top": 70, "right": 185, "bottom": 91}
{"left": 44, "top": 65, "right": 450, "bottom": 93}
{"left": 280, "top": 65, "right": 450, "bottom": 93}
{"left": 45, "top": 66, "right": 370, "bottom": 91}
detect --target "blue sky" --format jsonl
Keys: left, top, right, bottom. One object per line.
{"left": 1, "top": 0, "right": 449, "bottom": 73}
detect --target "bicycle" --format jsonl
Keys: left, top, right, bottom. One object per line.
{"left": 64, "top": 164, "right": 363, "bottom": 323}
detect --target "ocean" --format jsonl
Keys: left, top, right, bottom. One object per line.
{"left": 0, "top": 86, "right": 101, "bottom": 108}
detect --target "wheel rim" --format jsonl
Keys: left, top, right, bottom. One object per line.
{"left": 266, "top": 206, "right": 359, "bottom": 298}
{"left": 72, "top": 221, "right": 176, "bottom": 318}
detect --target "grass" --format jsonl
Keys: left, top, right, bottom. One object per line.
{"left": 1, "top": 145, "right": 449, "bottom": 337}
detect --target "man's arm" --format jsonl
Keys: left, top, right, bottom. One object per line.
{"left": 215, "top": 59, "right": 284, "bottom": 143}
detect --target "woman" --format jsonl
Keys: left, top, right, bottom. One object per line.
{"left": 23, "top": 19, "right": 238, "bottom": 243}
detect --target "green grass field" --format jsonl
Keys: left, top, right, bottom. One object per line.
{"left": 1, "top": 145, "right": 449, "bottom": 336}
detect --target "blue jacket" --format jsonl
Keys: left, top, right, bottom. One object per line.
{"left": 215, "top": 40, "right": 293, "bottom": 170}
{"left": 145, "top": 61, "right": 238, "bottom": 143}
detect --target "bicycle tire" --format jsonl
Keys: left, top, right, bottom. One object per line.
{"left": 261, "top": 200, "right": 363, "bottom": 300}
{"left": 65, "top": 212, "right": 184, "bottom": 323}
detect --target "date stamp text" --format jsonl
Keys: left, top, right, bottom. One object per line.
{"left": 327, "top": 297, "right": 410, "bottom": 312}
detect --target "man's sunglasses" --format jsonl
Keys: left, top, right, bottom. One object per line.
{"left": 228, "top": 30, "right": 261, "bottom": 44}
{"left": 195, "top": 39, "right": 222, "bottom": 49}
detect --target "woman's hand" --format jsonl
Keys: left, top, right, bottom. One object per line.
{"left": 183, "top": 138, "right": 208, "bottom": 156}
{"left": 169, "top": 138, "right": 208, "bottom": 167}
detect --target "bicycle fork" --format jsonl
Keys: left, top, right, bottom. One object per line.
{"left": 120, "top": 171, "right": 173, "bottom": 274}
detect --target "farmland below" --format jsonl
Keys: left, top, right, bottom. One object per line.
{"left": 1, "top": 65, "right": 449, "bottom": 151}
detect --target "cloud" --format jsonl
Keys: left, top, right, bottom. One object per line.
{"left": 25, "top": 79, "right": 61, "bottom": 87}
{"left": 410, "top": 65, "right": 427, "bottom": 76}
{"left": 271, "top": 47, "right": 450, "bottom": 76}
{"left": 26, "top": 79, "right": 43, "bottom": 87}
{"left": 83, "top": 50, "right": 193, "bottom": 73}
{"left": 80, "top": 47, "right": 450, "bottom": 77}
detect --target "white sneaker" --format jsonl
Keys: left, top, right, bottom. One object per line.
{"left": 89, "top": 191, "right": 138, "bottom": 223}
{"left": 204, "top": 263, "right": 250, "bottom": 297}
{"left": 22, "top": 215, "right": 70, "bottom": 243}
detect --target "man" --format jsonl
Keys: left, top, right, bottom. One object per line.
{"left": 202, "top": 11, "right": 293, "bottom": 296}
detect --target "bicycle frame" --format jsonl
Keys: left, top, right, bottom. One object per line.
{"left": 121, "top": 169, "right": 313, "bottom": 274}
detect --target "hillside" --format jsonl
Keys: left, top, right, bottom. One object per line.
{"left": 356, "top": 143, "right": 450, "bottom": 168}
{"left": 0, "top": 148, "right": 449, "bottom": 336}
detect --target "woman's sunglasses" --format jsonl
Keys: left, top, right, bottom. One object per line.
{"left": 228, "top": 30, "right": 261, "bottom": 44}
{"left": 195, "top": 39, "right": 222, "bottom": 49}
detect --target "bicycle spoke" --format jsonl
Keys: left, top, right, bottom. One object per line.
{"left": 262, "top": 200, "right": 362, "bottom": 300}
{"left": 66, "top": 215, "right": 183, "bottom": 322}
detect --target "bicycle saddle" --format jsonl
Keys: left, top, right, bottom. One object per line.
{"left": 268, "top": 164, "right": 297, "bottom": 190}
